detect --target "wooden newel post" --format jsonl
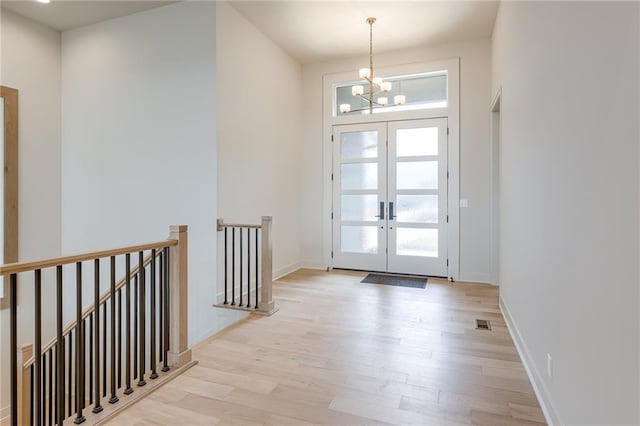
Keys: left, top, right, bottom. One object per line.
{"left": 18, "top": 344, "right": 33, "bottom": 425}
{"left": 167, "top": 225, "right": 192, "bottom": 365}
{"left": 258, "top": 216, "right": 277, "bottom": 314}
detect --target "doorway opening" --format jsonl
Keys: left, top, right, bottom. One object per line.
{"left": 331, "top": 118, "right": 448, "bottom": 277}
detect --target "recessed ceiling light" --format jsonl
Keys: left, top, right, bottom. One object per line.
{"left": 36, "top": 0, "right": 50, "bottom": 3}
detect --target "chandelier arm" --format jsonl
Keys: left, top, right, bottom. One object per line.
{"left": 352, "top": 91, "right": 381, "bottom": 102}
{"left": 342, "top": 103, "right": 383, "bottom": 114}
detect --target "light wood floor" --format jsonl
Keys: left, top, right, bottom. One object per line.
{"left": 107, "top": 269, "right": 546, "bottom": 425}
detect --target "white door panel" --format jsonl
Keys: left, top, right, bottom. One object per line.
{"left": 332, "top": 123, "right": 387, "bottom": 271}
{"left": 388, "top": 118, "right": 448, "bottom": 276}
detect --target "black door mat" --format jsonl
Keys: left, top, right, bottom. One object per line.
{"left": 361, "top": 273, "right": 427, "bottom": 289}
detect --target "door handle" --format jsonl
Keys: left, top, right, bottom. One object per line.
{"left": 389, "top": 201, "right": 395, "bottom": 220}
{"left": 375, "top": 201, "right": 385, "bottom": 219}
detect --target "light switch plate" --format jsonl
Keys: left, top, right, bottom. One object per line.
{"left": 460, "top": 199, "right": 469, "bottom": 208}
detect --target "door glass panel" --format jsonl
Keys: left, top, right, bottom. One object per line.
{"left": 341, "top": 225, "right": 377, "bottom": 253}
{"left": 396, "top": 195, "right": 438, "bottom": 223}
{"left": 397, "top": 228, "right": 438, "bottom": 257}
{"left": 341, "top": 131, "right": 377, "bottom": 159}
{"left": 397, "top": 161, "right": 437, "bottom": 189}
{"left": 341, "top": 163, "right": 377, "bottom": 190}
{"left": 341, "top": 194, "right": 378, "bottom": 221}
{"left": 396, "top": 127, "right": 438, "bottom": 157}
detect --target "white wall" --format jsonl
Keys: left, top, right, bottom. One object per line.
{"left": 301, "top": 39, "right": 492, "bottom": 282}
{"left": 492, "top": 2, "right": 639, "bottom": 424}
{"left": 61, "top": 1, "right": 243, "bottom": 347}
{"left": 216, "top": 2, "right": 303, "bottom": 280}
{"left": 0, "top": 8, "right": 62, "bottom": 414}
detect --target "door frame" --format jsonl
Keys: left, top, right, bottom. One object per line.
{"left": 490, "top": 88, "right": 502, "bottom": 285}
{"left": 0, "top": 86, "right": 19, "bottom": 308}
{"left": 322, "top": 58, "right": 460, "bottom": 280}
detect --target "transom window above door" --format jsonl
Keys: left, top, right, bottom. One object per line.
{"left": 334, "top": 71, "right": 448, "bottom": 116}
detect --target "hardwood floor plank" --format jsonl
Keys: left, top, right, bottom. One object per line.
{"left": 108, "top": 269, "right": 546, "bottom": 425}
{"left": 508, "top": 402, "right": 547, "bottom": 423}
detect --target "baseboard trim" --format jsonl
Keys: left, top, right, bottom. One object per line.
{"left": 93, "top": 360, "right": 198, "bottom": 425}
{"left": 459, "top": 272, "right": 495, "bottom": 285}
{"left": 273, "top": 262, "right": 303, "bottom": 281}
{"left": 298, "top": 260, "right": 326, "bottom": 270}
{"left": 499, "top": 295, "right": 561, "bottom": 426}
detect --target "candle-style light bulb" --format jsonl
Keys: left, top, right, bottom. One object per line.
{"left": 352, "top": 85, "right": 364, "bottom": 96}
{"left": 340, "top": 104, "right": 351, "bottom": 113}
{"left": 377, "top": 97, "right": 388, "bottom": 106}
{"left": 359, "top": 68, "right": 371, "bottom": 79}
{"left": 394, "top": 95, "right": 406, "bottom": 105}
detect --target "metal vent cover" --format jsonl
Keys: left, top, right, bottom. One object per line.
{"left": 474, "top": 319, "right": 491, "bottom": 330}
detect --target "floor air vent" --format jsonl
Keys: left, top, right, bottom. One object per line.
{"left": 474, "top": 319, "right": 491, "bottom": 330}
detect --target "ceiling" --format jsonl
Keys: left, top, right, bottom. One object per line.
{"left": 230, "top": 1, "right": 499, "bottom": 64}
{"left": 1, "top": 1, "right": 174, "bottom": 32}
{"left": 1, "top": 1, "right": 499, "bottom": 63}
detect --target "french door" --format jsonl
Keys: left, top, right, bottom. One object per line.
{"left": 332, "top": 118, "right": 449, "bottom": 277}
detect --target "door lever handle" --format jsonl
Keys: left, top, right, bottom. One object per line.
{"left": 375, "top": 201, "right": 385, "bottom": 220}
{"left": 389, "top": 201, "right": 395, "bottom": 220}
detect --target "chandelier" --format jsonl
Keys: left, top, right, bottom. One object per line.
{"left": 340, "top": 17, "right": 406, "bottom": 114}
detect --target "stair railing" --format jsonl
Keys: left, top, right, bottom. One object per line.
{"left": 216, "top": 216, "right": 277, "bottom": 315}
{"left": 3, "top": 225, "right": 191, "bottom": 426}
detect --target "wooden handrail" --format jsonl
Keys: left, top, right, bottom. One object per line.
{"left": 216, "top": 218, "right": 262, "bottom": 231}
{"left": 0, "top": 239, "right": 177, "bottom": 275}
{"left": 23, "top": 249, "right": 164, "bottom": 368}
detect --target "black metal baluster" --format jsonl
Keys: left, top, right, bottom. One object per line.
{"left": 102, "top": 302, "right": 107, "bottom": 399}
{"left": 93, "top": 259, "right": 103, "bottom": 413}
{"left": 124, "top": 253, "right": 133, "bottom": 395}
{"left": 133, "top": 275, "right": 138, "bottom": 380}
{"left": 82, "top": 319, "right": 87, "bottom": 410}
{"left": 138, "top": 251, "right": 147, "bottom": 387}
{"left": 56, "top": 266, "right": 65, "bottom": 425}
{"left": 35, "top": 269, "right": 42, "bottom": 426}
{"left": 48, "top": 348, "right": 53, "bottom": 426}
{"left": 158, "top": 249, "right": 162, "bottom": 362}
{"left": 75, "top": 262, "right": 86, "bottom": 423}
{"left": 240, "top": 229, "right": 243, "bottom": 306}
{"left": 89, "top": 315, "right": 93, "bottom": 406}
{"left": 109, "top": 256, "right": 119, "bottom": 404}
{"left": 232, "top": 228, "right": 235, "bottom": 305}
{"left": 117, "top": 288, "right": 122, "bottom": 389}
{"left": 42, "top": 352, "right": 46, "bottom": 426}
{"left": 67, "top": 330, "right": 72, "bottom": 416}
{"left": 9, "top": 274, "right": 17, "bottom": 426}
{"left": 247, "top": 228, "right": 251, "bottom": 308}
{"left": 61, "top": 339, "right": 66, "bottom": 422}
{"left": 54, "top": 344, "right": 58, "bottom": 425}
{"left": 255, "top": 229, "right": 259, "bottom": 309}
{"left": 30, "top": 364, "right": 34, "bottom": 426}
{"left": 162, "top": 247, "right": 170, "bottom": 372}
{"left": 224, "top": 227, "right": 228, "bottom": 304}
{"left": 150, "top": 249, "right": 158, "bottom": 379}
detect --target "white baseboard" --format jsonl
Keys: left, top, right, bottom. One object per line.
{"left": 273, "top": 262, "right": 303, "bottom": 281}
{"left": 499, "top": 295, "right": 561, "bottom": 426}
{"left": 298, "top": 260, "right": 326, "bottom": 271}
{"left": 459, "top": 271, "right": 495, "bottom": 285}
